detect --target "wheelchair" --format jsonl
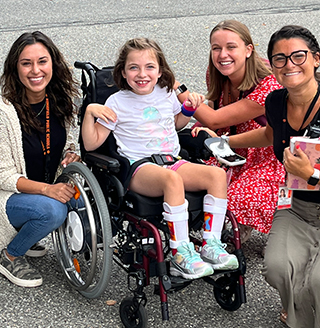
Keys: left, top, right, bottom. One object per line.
{"left": 52, "top": 62, "right": 247, "bottom": 328}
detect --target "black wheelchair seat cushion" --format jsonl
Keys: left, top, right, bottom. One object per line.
{"left": 124, "top": 190, "right": 206, "bottom": 217}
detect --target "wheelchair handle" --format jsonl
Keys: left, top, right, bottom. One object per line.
{"left": 74, "top": 61, "right": 97, "bottom": 103}
{"left": 74, "top": 61, "right": 95, "bottom": 73}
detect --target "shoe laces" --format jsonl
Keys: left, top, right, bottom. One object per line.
{"left": 179, "top": 242, "right": 200, "bottom": 263}
{"left": 205, "top": 238, "right": 227, "bottom": 255}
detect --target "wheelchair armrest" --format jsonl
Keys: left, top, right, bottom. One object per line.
{"left": 84, "top": 151, "right": 120, "bottom": 173}
{"left": 178, "top": 128, "right": 212, "bottom": 161}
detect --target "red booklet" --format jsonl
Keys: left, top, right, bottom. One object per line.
{"left": 286, "top": 136, "right": 320, "bottom": 190}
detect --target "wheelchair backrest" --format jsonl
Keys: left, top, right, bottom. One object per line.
{"left": 75, "top": 61, "right": 119, "bottom": 157}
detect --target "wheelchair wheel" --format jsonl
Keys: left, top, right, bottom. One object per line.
{"left": 52, "top": 162, "right": 112, "bottom": 299}
{"left": 213, "top": 276, "right": 241, "bottom": 311}
{"left": 119, "top": 297, "right": 148, "bottom": 328}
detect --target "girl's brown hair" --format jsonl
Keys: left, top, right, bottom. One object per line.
{"left": 113, "top": 37, "right": 175, "bottom": 92}
{"left": 207, "top": 20, "right": 271, "bottom": 101}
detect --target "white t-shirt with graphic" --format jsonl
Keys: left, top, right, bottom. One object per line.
{"left": 97, "top": 84, "right": 181, "bottom": 162}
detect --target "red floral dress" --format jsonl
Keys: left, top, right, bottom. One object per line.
{"left": 204, "top": 75, "right": 286, "bottom": 233}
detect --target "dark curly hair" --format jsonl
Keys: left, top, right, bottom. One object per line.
{"left": 113, "top": 37, "right": 175, "bottom": 92}
{"left": 267, "top": 25, "right": 320, "bottom": 81}
{"left": 0, "top": 31, "right": 79, "bottom": 134}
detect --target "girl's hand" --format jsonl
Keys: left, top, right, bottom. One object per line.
{"left": 283, "top": 146, "right": 314, "bottom": 180}
{"left": 61, "top": 152, "right": 81, "bottom": 168}
{"left": 184, "top": 92, "right": 206, "bottom": 109}
{"left": 86, "top": 103, "right": 117, "bottom": 124}
{"left": 42, "top": 183, "right": 76, "bottom": 203}
{"left": 191, "top": 126, "right": 217, "bottom": 137}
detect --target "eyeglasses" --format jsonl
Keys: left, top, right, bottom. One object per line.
{"left": 270, "top": 50, "right": 309, "bottom": 68}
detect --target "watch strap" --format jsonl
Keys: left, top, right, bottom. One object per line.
{"left": 175, "top": 84, "right": 187, "bottom": 96}
{"left": 307, "top": 168, "right": 320, "bottom": 186}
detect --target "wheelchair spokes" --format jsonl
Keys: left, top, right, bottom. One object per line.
{"left": 52, "top": 162, "right": 113, "bottom": 299}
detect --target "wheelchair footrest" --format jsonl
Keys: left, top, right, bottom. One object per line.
{"left": 154, "top": 275, "right": 193, "bottom": 295}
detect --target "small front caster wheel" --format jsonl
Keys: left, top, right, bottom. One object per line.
{"left": 214, "top": 276, "right": 241, "bottom": 311}
{"left": 119, "top": 296, "right": 148, "bottom": 328}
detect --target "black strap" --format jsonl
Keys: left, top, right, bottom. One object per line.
{"left": 298, "top": 85, "right": 320, "bottom": 130}
{"left": 230, "top": 91, "right": 243, "bottom": 135}
{"left": 304, "top": 106, "right": 320, "bottom": 137}
{"left": 282, "top": 84, "right": 320, "bottom": 142}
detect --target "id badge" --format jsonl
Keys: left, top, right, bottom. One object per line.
{"left": 277, "top": 186, "right": 292, "bottom": 210}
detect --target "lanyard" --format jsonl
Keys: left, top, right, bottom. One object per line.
{"left": 282, "top": 84, "right": 320, "bottom": 144}
{"left": 298, "top": 85, "right": 320, "bottom": 130}
{"left": 40, "top": 95, "right": 51, "bottom": 183}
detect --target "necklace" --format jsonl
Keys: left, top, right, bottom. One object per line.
{"left": 287, "top": 89, "right": 318, "bottom": 107}
{"left": 283, "top": 84, "right": 320, "bottom": 136}
{"left": 35, "top": 101, "right": 46, "bottom": 117}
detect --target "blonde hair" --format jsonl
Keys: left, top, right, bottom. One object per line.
{"left": 207, "top": 20, "right": 271, "bottom": 101}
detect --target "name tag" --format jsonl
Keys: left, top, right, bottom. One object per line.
{"left": 277, "top": 186, "right": 292, "bottom": 210}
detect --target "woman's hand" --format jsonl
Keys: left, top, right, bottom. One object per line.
{"left": 61, "top": 152, "right": 81, "bottom": 168}
{"left": 283, "top": 146, "right": 314, "bottom": 180}
{"left": 86, "top": 103, "right": 117, "bottom": 124}
{"left": 42, "top": 182, "right": 76, "bottom": 203}
{"left": 191, "top": 126, "right": 217, "bottom": 137}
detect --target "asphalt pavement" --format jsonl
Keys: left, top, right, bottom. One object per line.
{"left": 1, "top": 1, "right": 320, "bottom": 327}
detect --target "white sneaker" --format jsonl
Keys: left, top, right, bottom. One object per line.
{"left": 200, "top": 237, "right": 239, "bottom": 270}
{"left": 170, "top": 241, "right": 214, "bottom": 279}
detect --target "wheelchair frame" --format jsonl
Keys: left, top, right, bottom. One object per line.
{"left": 52, "top": 62, "right": 247, "bottom": 328}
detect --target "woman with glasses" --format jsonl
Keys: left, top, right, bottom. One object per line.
{"left": 224, "top": 25, "right": 320, "bottom": 327}
{"left": 176, "top": 20, "right": 285, "bottom": 244}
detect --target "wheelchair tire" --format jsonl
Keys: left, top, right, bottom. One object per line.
{"left": 52, "top": 162, "right": 113, "bottom": 299}
{"left": 213, "top": 276, "right": 242, "bottom": 311}
{"left": 119, "top": 297, "right": 148, "bottom": 328}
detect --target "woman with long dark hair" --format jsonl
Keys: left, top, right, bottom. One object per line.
{"left": 0, "top": 31, "right": 80, "bottom": 287}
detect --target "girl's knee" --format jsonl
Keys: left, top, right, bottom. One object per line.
{"left": 166, "top": 170, "right": 184, "bottom": 186}
{"left": 210, "top": 166, "right": 227, "bottom": 179}
{"left": 206, "top": 166, "right": 227, "bottom": 192}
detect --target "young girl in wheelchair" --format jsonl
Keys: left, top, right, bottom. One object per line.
{"left": 82, "top": 37, "right": 238, "bottom": 280}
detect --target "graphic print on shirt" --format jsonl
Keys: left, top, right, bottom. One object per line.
{"left": 136, "top": 106, "right": 176, "bottom": 153}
